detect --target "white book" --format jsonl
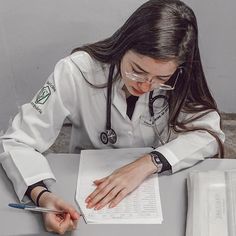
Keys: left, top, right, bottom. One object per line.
{"left": 75, "top": 147, "right": 163, "bottom": 224}
{"left": 186, "top": 170, "right": 236, "bottom": 236}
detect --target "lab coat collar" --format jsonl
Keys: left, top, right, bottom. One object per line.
{"left": 103, "top": 78, "right": 128, "bottom": 120}
{"left": 103, "top": 78, "right": 148, "bottom": 122}
{"left": 131, "top": 92, "right": 148, "bottom": 123}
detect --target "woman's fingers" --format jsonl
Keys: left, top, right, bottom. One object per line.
{"left": 87, "top": 185, "right": 130, "bottom": 210}
{"left": 85, "top": 177, "right": 108, "bottom": 203}
{"left": 55, "top": 200, "right": 80, "bottom": 220}
{"left": 86, "top": 182, "right": 114, "bottom": 208}
{"left": 85, "top": 179, "right": 109, "bottom": 202}
{"left": 41, "top": 193, "right": 80, "bottom": 234}
{"left": 85, "top": 159, "right": 149, "bottom": 210}
{"left": 58, "top": 213, "right": 75, "bottom": 234}
{"left": 93, "top": 176, "right": 107, "bottom": 185}
{"left": 108, "top": 188, "right": 129, "bottom": 208}
{"left": 93, "top": 186, "right": 123, "bottom": 210}
{"left": 45, "top": 213, "right": 75, "bottom": 235}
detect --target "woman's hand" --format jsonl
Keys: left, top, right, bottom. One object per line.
{"left": 85, "top": 154, "right": 157, "bottom": 210}
{"left": 38, "top": 191, "right": 80, "bottom": 235}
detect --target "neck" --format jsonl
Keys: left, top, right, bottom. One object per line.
{"left": 122, "top": 85, "right": 131, "bottom": 98}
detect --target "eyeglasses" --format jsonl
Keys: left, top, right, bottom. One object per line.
{"left": 124, "top": 67, "right": 183, "bottom": 90}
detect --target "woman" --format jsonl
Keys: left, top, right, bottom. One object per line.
{"left": 0, "top": 0, "right": 225, "bottom": 234}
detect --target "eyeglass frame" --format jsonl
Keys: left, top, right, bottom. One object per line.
{"left": 124, "top": 66, "right": 184, "bottom": 91}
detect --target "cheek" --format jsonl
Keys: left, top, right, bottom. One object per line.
{"left": 123, "top": 78, "right": 136, "bottom": 89}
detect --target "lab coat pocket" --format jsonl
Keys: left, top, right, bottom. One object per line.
{"left": 153, "top": 106, "right": 169, "bottom": 138}
{"left": 139, "top": 119, "right": 156, "bottom": 147}
{"left": 139, "top": 107, "right": 169, "bottom": 148}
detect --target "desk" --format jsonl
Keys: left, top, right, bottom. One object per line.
{"left": 1, "top": 154, "right": 236, "bottom": 236}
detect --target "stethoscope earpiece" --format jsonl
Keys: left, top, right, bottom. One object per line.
{"left": 100, "top": 129, "right": 117, "bottom": 145}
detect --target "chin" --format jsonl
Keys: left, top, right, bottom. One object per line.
{"left": 131, "top": 87, "right": 145, "bottom": 96}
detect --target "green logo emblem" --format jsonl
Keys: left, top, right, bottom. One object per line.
{"left": 35, "top": 86, "right": 51, "bottom": 104}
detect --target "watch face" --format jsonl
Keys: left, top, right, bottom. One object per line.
{"left": 157, "top": 163, "right": 163, "bottom": 173}
{"left": 150, "top": 153, "right": 163, "bottom": 173}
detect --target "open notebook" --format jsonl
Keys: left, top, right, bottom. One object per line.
{"left": 75, "top": 147, "right": 163, "bottom": 224}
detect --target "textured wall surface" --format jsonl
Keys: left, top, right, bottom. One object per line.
{"left": 1, "top": 0, "right": 235, "bottom": 132}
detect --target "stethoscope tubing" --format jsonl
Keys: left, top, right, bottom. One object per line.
{"left": 149, "top": 92, "right": 167, "bottom": 117}
{"left": 106, "top": 65, "right": 115, "bottom": 131}
{"left": 70, "top": 58, "right": 169, "bottom": 145}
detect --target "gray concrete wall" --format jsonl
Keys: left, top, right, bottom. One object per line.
{"left": 0, "top": 0, "right": 235, "bottom": 131}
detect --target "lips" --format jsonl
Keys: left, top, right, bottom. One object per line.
{"left": 132, "top": 87, "right": 145, "bottom": 95}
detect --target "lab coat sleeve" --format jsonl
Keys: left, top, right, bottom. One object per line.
{"left": 0, "top": 57, "right": 77, "bottom": 202}
{"left": 155, "top": 110, "right": 225, "bottom": 173}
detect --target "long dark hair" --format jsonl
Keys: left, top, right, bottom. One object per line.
{"left": 71, "top": 0, "right": 224, "bottom": 157}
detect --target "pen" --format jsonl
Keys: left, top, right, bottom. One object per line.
{"left": 8, "top": 203, "right": 65, "bottom": 214}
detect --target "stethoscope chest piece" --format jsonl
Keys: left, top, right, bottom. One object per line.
{"left": 100, "top": 129, "right": 117, "bottom": 145}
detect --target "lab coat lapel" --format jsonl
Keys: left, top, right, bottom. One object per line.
{"left": 103, "top": 78, "right": 128, "bottom": 119}
{"left": 131, "top": 93, "right": 148, "bottom": 123}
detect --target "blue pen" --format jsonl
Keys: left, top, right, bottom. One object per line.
{"left": 8, "top": 203, "right": 64, "bottom": 214}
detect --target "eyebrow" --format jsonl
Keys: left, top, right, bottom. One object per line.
{"left": 132, "top": 61, "right": 172, "bottom": 78}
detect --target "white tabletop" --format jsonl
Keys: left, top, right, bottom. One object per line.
{"left": 1, "top": 154, "right": 236, "bottom": 236}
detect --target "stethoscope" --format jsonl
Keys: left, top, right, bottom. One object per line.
{"left": 69, "top": 56, "right": 179, "bottom": 146}
{"left": 100, "top": 65, "right": 118, "bottom": 144}
{"left": 100, "top": 66, "right": 169, "bottom": 145}
{"left": 69, "top": 57, "right": 118, "bottom": 145}
{"left": 148, "top": 92, "right": 169, "bottom": 145}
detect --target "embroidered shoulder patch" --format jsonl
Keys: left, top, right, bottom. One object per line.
{"left": 35, "top": 86, "right": 51, "bottom": 104}
{"left": 31, "top": 80, "right": 56, "bottom": 114}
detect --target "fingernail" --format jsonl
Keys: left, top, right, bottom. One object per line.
{"left": 109, "top": 203, "right": 115, "bottom": 208}
{"left": 85, "top": 197, "right": 91, "bottom": 203}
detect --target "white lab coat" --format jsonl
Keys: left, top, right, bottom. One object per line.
{"left": 0, "top": 51, "right": 225, "bottom": 202}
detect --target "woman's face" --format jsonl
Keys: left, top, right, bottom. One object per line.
{"left": 120, "top": 50, "right": 178, "bottom": 96}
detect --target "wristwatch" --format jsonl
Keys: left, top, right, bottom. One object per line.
{"left": 149, "top": 152, "right": 163, "bottom": 173}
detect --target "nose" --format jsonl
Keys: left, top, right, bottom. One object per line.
{"left": 138, "top": 81, "right": 151, "bottom": 92}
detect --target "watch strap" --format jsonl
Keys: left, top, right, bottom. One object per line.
{"left": 150, "top": 152, "right": 163, "bottom": 173}
{"left": 150, "top": 151, "right": 172, "bottom": 173}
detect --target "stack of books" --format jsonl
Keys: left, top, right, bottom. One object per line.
{"left": 186, "top": 170, "right": 236, "bottom": 236}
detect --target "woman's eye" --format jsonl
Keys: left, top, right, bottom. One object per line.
{"left": 132, "top": 68, "right": 143, "bottom": 75}
{"left": 157, "top": 77, "right": 169, "bottom": 82}
{"left": 158, "top": 77, "right": 166, "bottom": 82}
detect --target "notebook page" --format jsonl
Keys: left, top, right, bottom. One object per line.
{"left": 75, "top": 148, "right": 163, "bottom": 224}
